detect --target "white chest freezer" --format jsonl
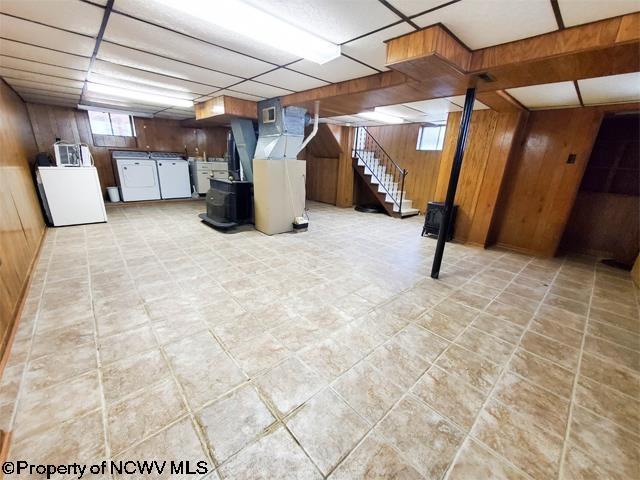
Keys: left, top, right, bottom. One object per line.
{"left": 151, "top": 152, "right": 191, "bottom": 199}
{"left": 37, "top": 166, "right": 107, "bottom": 226}
{"left": 113, "top": 151, "right": 160, "bottom": 202}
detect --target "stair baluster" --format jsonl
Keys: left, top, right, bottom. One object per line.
{"left": 353, "top": 126, "right": 408, "bottom": 216}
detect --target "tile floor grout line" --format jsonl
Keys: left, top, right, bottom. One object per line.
{"left": 441, "top": 255, "right": 568, "bottom": 480}
{"left": 556, "top": 259, "right": 597, "bottom": 480}
{"left": 6, "top": 229, "right": 54, "bottom": 440}
{"left": 108, "top": 221, "right": 219, "bottom": 474}
{"left": 85, "top": 225, "right": 114, "bottom": 475}
{"left": 5, "top": 204, "right": 638, "bottom": 478}
{"left": 145, "top": 224, "right": 325, "bottom": 479}
{"left": 316, "top": 251, "right": 538, "bottom": 479}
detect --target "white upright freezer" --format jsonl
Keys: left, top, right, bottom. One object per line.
{"left": 37, "top": 166, "right": 107, "bottom": 226}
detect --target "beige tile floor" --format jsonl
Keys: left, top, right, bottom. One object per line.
{"left": 1, "top": 200, "right": 638, "bottom": 480}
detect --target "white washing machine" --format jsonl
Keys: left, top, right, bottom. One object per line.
{"left": 151, "top": 152, "right": 191, "bottom": 199}
{"left": 113, "top": 151, "right": 161, "bottom": 202}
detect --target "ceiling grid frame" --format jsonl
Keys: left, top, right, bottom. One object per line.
{"left": 0, "top": 0, "right": 637, "bottom": 119}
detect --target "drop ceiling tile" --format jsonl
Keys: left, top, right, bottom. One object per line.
{"left": 386, "top": 0, "right": 451, "bottom": 17}
{"left": 84, "top": 87, "right": 193, "bottom": 109}
{"left": 375, "top": 104, "right": 424, "bottom": 118}
{"left": 342, "top": 22, "right": 414, "bottom": 71}
{"left": 5, "top": 78, "right": 82, "bottom": 94}
{"left": 155, "top": 111, "right": 193, "bottom": 119}
{"left": 413, "top": 0, "right": 558, "bottom": 49}
{"left": 92, "top": 60, "right": 213, "bottom": 96}
{"left": 164, "top": 106, "right": 195, "bottom": 114}
{"left": 14, "top": 87, "right": 81, "bottom": 100}
{"left": 252, "top": 68, "right": 329, "bottom": 92}
{"left": 578, "top": 72, "right": 640, "bottom": 105}
{"left": 83, "top": 96, "right": 168, "bottom": 113}
{"left": 0, "top": 0, "right": 104, "bottom": 36}
{"left": 407, "top": 114, "right": 449, "bottom": 124}
{"left": 228, "top": 81, "right": 292, "bottom": 99}
{"left": 22, "top": 95, "right": 78, "bottom": 107}
{"left": 20, "top": 92, "right": 80, "bottom": 104}
{"left": 0, "top": 57, "right": 85, "bottom": 80}
{"left": 446, "top": 96, "right": 490, "bottom": 110}
{"left": 289, "top": 55, "right": 376, "bottom": 83}
{"left": 402, "top": 98, "right": 462, "bottom": 115}
{"left": 97, "top": 42, "right": 240, "bottom": 89}
{"left": 326, "top": 115, "right": 363, "bottom": 123}
{"left": 156, "top": 108, "right": 194, "bottom": 118}
{"left": 211, "top": 90, "right": 265, "bottom": 102}
{"left": 559, "top": 0, "right": 640, "bottom": 27}
{"left": 0, "top": 14, "right": 95, "bottom": 56}
{"left": 112, "top": 0, "right": 299, "bottom": 64}
{"left": 0, "top": 39, "right": 90, "bottom": 70}
{"left": 0, "top": 67, "right": 84, "bottom": 88}
{"left": 104, "top": 13, "right": 274, "bottom": 78}
{"left": 243, "top": 0, "right": 399, "bottom": 44}
{"left": 507, "top": 81, "right": 580, "bottom": 109}
{"left": 89, "top": 71, "right": 200, "bottom": 100}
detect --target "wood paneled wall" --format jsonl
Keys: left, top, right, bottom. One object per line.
{"left": 365, "top": 124, "right": 441, "bottom": 213}
{"left": 300, "top": 124, "right": 340, "bottom": 205}
{"left": 492, "top": 108, "right": 604, "bottom": 256}
{"left": 26, "top": 103, "right": 229, "bottom": 196}
{"left": 434, "top": 109, "right": 527, "bottom": 246}
{"left": 306, "top": 154, "right": 338, "bottom": 204}
{"left": 0, "top": 82, "right": 44, "bottom": 366}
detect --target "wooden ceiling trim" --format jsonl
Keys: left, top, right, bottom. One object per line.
{"left": 469, "top": 14, "right": 635, "bottom": 71}
{"left": 280, "top": 13, "right": 639, "bottom": 117}
{"left": 193, "top": 95, "right": 257, "bottom": 124}
{"left": 385, "top": 24, "right": 471, "bottom": 74}
{"left": 617, "top": 13, "right": 640, "bottom": 42}
{"left": 476, "top": 91, "right": 527, "bottom": 112}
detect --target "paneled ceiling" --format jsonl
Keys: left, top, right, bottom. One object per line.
{"left": 0, "top": 0, "right": 638, "bottom": 119}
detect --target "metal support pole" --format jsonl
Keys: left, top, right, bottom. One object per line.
{"left": 431, "top": 87, "right": 476, "bottom": 279}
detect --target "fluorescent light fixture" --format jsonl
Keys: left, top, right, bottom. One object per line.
{"left": 153, "top": 0, "right": 341, "bottom": 64}
{"left": 86, "top": 83, "right": 193, "bottom": 108}
{"left": 356, "top": 111, "right": 405, "bottom": 124}
{"left": 77, "top": 104, "right": 154, "bottom": 118}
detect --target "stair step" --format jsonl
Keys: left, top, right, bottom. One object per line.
{"left": 384, "top": 192, "right": 406, "bottom": 203}
{"left": 391, "top": 199, "right": 414, "bottom": 212}
{"left": 400, "top": 207, "right": 420, "bottom": 217}
{"left": 377, "top": 182, "right": 398, "bottom": 193}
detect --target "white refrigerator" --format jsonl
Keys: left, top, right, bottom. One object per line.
{"left": 37, "top": 166, "right": 107, "bottom": 226}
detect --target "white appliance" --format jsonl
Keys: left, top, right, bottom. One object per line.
{"left": 190, "top": 160, "right": 229, "bottom": 194}
{"left": 37, "top": 166, "right": 107, "bottom": 226}
{"left": 113, "top": 151, "right": 161, "bottom": 202}
{"left": 53, "top": 143, "right": 92, "bottom": 167}
{"left": 151, "top": 152, "right": 191, "bottom": 199}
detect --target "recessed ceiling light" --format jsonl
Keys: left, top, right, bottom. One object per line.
{"left": 86, "top": 83, "right": 193, "bottom": 108}
{"left": 153, "top": 0, "right": 341, "bottom": 64}
{"left": 357, "top": 111, "right": 404, "bottom": 124}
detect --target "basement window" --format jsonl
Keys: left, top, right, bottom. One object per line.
{"left": 88, "top": 111, "right": 136, "bottom": 137}
{"left": 417, "top": 125, "right": 446, "bottom": 151}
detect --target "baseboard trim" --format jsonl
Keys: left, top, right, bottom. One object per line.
{"left": 0, "top": 227, "right": 46, "bottom": 379}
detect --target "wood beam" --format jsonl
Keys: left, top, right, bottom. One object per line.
{"left": 192, "top": 96, "right": 257, "bottom": 126}
{"left": 280, "top": 13, "right": 640, "bottom": 117}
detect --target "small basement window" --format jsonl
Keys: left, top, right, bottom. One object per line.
{"left": 88, "top": 111, "right": 136, "bottom": 137}
{"left": 416, "top": 124, "right": 446, "bottom": 151}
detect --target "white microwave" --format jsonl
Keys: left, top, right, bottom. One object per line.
{"left": 53, "top": 143, "right": 92, "bottom": 167}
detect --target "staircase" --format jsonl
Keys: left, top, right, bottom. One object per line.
{"left": 352, "top": 127, "right": 419, "bottom": 218}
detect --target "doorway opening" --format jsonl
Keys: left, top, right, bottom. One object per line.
{"left": 560, "top": 112, "right": 640, "bottom": 269}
